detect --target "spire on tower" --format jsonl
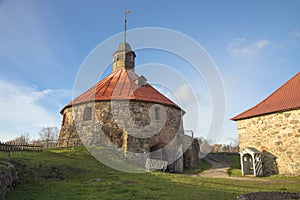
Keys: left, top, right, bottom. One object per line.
{"left": 124, "top": 10, "right": 131, "bottom": 44}
{"left": 113, "top": 10, "right": 135, "bottom": 72}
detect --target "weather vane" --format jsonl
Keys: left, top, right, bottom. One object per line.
{"left": 124, "top": 10, "right": 131, "bottom": 44}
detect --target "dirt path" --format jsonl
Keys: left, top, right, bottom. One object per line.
{"left": 198, "top": 157, "right": 269, "bottom": 181}
{"left": 199, "top": 157, "right": 230, "bottom": 178}
{"left": 183, "top": 156, "right": 300, "bottom": 184}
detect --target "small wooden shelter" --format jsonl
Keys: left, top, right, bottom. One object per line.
{"left": 240, "top": 147, "right": 263, "bottom": 176}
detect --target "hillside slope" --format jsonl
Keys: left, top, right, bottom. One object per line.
{"left": 4, "top": 147, "right": 300, "bottom": 200}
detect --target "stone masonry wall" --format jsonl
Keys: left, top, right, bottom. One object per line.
{"left": 183, "top": 138, "right": 201, "bottom": 169}
{"left": 58, "top": 100, "right": 190, "bottom": 172}
{"left": 59, "top": 101, "right": 184, "bottom": 147}
{"left": 0, "top": 160, "right": 19, "bottom": 200}
{"left": 237, "top": 109, "right": 300, "bottom": 176}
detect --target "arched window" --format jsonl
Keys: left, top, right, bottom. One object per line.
{"left": 83, "top": 107, "right": 92, "bottom": 121}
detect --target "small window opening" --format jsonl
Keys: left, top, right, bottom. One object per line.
{"left": 155, "top": 107, "right": 160, "bottom": 120}
{"left": 83, "top": 107, "right": 92, "bottom": 121}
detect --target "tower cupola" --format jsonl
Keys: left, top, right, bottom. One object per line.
{"left": 113, "top": 42, "right": 136, "bottom": 71}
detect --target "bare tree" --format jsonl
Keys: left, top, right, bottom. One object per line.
{"left": 7, "top": 133, "right": 30, "bottom": 145}
{"left": 39, "top": 127, "right": 59, "bottom": 148}
{"left": 197, "top": 137, "right": 213, "bottom": 156}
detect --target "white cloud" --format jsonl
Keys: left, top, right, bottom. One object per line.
{"left": 175, "top": 83, "right": 210, "bottom": 107}
{"left": 226, "top": 38, "right": 270, "bottom": 57}
{"left": 174, "top": 84, "right": 212, "bottom": 139}
{"left": 0, "top": 78, "right": 71, "bottom": 142}
{"left": 176, "top": 84, "right": 196, "bottom": 106}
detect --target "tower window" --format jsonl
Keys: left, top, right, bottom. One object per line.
{"left": 83, "top": 107, "right": 92, "bottom": 121}
{"left": 126, "top": 54, "right": 131, "bottom": 61}
{"left": 155, "top": 107, "right": 160, "bottom": 120}
{"left": 62, "top": 113, "right": 66, "bottom": 125}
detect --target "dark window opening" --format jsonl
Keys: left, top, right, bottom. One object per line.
{"left": 83, "top": 107, "right": 92, "bottom": 121}
{"left": 155, "top": 107, "right": 160, "bottom": 120}
{"left": 150, "top": 144, "right": 162, "bottom": 160}
{"left": 126, "top": 54, "right": 132, "bottom": 61}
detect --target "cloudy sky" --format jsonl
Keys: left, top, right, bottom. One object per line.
{"left": 0, "top": 0, "right": 299, "bottom": 143}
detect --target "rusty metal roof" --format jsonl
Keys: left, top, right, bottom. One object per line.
{"left": 231, "top": 72, "right": 300, "bottom": 121}
{"left": 61, "top": 68, "right": 181, "bottom": 113}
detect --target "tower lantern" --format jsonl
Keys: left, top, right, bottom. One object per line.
{"left": 112, "top": 10, "right": 136, "bottom": 72}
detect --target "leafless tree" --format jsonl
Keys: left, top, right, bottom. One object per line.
{"left": 39, "top": 127, "right": 59, "bottom": 148}
{"left": 196, "top": 137, "right": 214, "bottom": 156}
{"left": 6, "top": 133, "right": 30, "bottom": 145}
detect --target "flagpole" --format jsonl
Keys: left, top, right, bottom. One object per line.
{"left": 124, "top": 10, "right": 126, "bottom": 44}
{"left": 124, "top": 10, "right": 130, "bottom": 45}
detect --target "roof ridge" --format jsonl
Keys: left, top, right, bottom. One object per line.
{"left": 113, "top": 69, "right": 124, "bottom": 97}
{"left": 256, "top": 72, "right": 300, "bottom": 105}
{"left": 61, "top": 68, "right": 183, "bottom": 114}
{"left": 71, "top": 71, "right": 117, "bottom": 104}
{"left": 127, "top": 69, "right": 139, "bottom": 98}
{"left": 95, "top": 71, "right": 118, "bottom": 97}
{"left": 231, "top": 72, "right": 300, "bottom": 121}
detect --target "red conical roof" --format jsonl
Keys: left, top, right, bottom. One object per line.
{"left": 61, "top": 68, "right": 181, "bottom": 113}
{"left": 231, "top": 72, "right": 300, "bottom": 121}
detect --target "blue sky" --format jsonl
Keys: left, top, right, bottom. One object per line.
{"left": 0, "top": 0, "right": 299, "bottom": 143}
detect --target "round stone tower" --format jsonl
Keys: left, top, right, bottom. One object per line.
{"left": 58, "top": 42, "right": 192, "bottom": 172}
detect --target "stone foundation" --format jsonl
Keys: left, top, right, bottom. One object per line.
{"left": 236, "top": 109, "right": 300, "bottom": 176}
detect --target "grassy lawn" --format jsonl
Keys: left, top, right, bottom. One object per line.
{"left": 3, "top": 148, "right": 300, "bottom": 200}
{"left": 221, "top": 154, "right": 243, "bottom": 177}
{"left": 183, "top": 158, "right": 212, "bottom": 174}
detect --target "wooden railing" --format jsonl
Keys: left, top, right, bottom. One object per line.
{"left": 0, "top": 143, "right": 43, "bottom": 155}
{"left": 145, "top": 158, "right": 168, "bottom": 172}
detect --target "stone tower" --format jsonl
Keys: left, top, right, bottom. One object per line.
{"left": 57, "top": 41, "right": 202, "bottom": 172}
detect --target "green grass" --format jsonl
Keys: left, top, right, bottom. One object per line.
{"left": 263, "top": 176, "right": 300, "bottom": 181}
{"left": 183, "top": 158, "right": 212, "bottom": 174}
{"left": 223, "top": 155, "right": 241, "bottom": 169}
{"left": 4, "top": 148, "right": 300, "bottom": 200}
{"left": 223, "top": 154, "right": 243, "bottom": 177}
{"left": 231, "top": 168, "right": 243, "bottom": 177}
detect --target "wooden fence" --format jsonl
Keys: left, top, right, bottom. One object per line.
{"left": 35, "top": 138, "right": 82, "bottom": 149}
{"left": 0, "top": 142, "right": 43, "bottom": 155}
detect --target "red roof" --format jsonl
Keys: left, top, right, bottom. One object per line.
{"left": 231, "top": 72, "right": 300, "bottom": 121}
{"left": 61, "top": 68, "right": 181, "bottom": 113}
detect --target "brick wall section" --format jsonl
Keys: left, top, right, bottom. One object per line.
{"left": 236, "top": 109, "right": 300, "bottom": 176}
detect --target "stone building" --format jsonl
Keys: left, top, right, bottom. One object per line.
{"left": 58, "top": 42, "right": 200, "bottom": 172}
{"left": 231, "top": 72, "right": 300, "bottom": 176}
